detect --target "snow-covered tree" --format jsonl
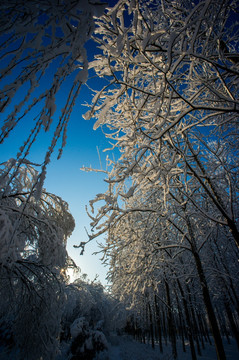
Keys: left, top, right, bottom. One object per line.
{"left": 0, "top": 0, "right": 105, "bottom": 193}
{"left": 60, "top": 274, "right": 124, "bottom": 360}
{"left": 0, "top": 160, "right": 75, "bottom": 359}
{"left": 82, "top": 1, "right": 239, "bottom": 359}
{"left": 85, "top": 0, "right": 239, "bottom": 246}
{"left": 0, "top": 3, "right": 110, "bottom": 358}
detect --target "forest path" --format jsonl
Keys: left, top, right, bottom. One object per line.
{"left": 106, "top": 336, "right": 238, "bottom": 360}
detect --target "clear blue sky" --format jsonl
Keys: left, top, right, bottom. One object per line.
{"left": 0, "top": 1, "right": 120, "bottom": 285}
{"left": 0, "top": 74, "right": 111, "bottom": 284}
{"left": 44, "top": 96, "right": 111, "bottom": 284}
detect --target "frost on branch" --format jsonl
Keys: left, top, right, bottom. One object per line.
{"left": 0, "top": 160, "right": 75, "bottom": 359}
{"left": 60, "top": 278, "right": 116, "bottom": 360}
{"left": 84, "top": 0, "right": 239, "bottom": 246}
{"left": 81, "top": 2, "right": 239, "bottom": 356}
{"left": 0, "top": 0, "right": 105, "bottom": 191}
{"left": 0, "top": 160, "right": 75, "bottom": 267}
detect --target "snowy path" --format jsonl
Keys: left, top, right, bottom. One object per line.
{"left": 107, "top": 336, "right": 239, "bottom": 360}
{"left": 108, "top": 344, "right": 122, "bottom": 360}
{"left": 1, "top": 335, "right": 238, "bottom": 359}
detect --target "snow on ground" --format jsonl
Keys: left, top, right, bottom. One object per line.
{"left": 1, "top": 335, "right": 238, "bottom": 359}
{"left": 107, "top": 336, "right": 239, "bottom": 360}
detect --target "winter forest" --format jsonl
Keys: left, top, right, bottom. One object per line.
{"left": 0, "top": 0, "right": 239, "bottom": 359}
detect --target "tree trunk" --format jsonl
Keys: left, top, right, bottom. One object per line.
{"left": 227, "top": 219, "right": 239, "bottom": 248}
{"left": 147, "top": 301, "right": 155, "bottom": 349}
{"left": 224, "top": 301, "right": 239, "bottom": 350}
{"left": 154, "top": 294, "right": 163, "bottom": 353}
{"left": 175, "top": 293, "right": 186, "bottom": 353}
{"left": 196, "top": 311, "right": 205, "bottom": 350}
{"left": 187, "top": 289, "right": 202, "bottom": 356}
{"left": 193, "top": 250, "right": 226, "bottom": 360}
{"left": 165, "top": 279, "right": 177, "bottom": 359}
{"left": 177, "top": 279, "right": 197, "bottom": 360}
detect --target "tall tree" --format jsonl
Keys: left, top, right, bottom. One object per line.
{"left": 0, "top": 160, "right": 75, "bottom": 359}
{"left": 82, "top": 1, "right": 239, "bottom": 359}
{"left": 85, "top": 0, "right": 239, "bottom": 246}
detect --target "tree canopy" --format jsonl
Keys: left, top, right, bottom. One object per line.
{"left": 0, "top": 1, "right": 238, "bottom": 359}
{"left": 82, "top": 1, "right": 239, "bottom": 359}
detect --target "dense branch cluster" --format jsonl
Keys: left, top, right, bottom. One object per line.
{"left": 83, "top": 1, "right": 239, "bottom": 359}
{"left": 0, "top": 161, "right": 118, "bottom": 359}
{"left": 0, "top": 2, "right": 109, "bottom": 358}
{"left": 0, "top": 0, "right": 238, "bottom": 359}
{"left": 0, "top": 0, "right": 105, "bottom": 194}
{"left": 0, "top": 160, "right": 75, "bottom": 359}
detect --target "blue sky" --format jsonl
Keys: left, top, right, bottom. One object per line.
{"left": 44, "top": 101, "right": 111, "bottom": 284}
{"left": 44, "top": 75, "right": 112, "bottom": 283}
{"left": 0, "top": 74, "right": 111, "bottom": 284}
{"left": 0, "top": 2, "right": 120, "bottom": 284}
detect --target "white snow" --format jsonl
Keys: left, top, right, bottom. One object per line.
{"left": 106, "top": 336, "right": 239, "bottom": 360}
{"left": 70, "top": 317, "right": 86, "bottom": 338}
